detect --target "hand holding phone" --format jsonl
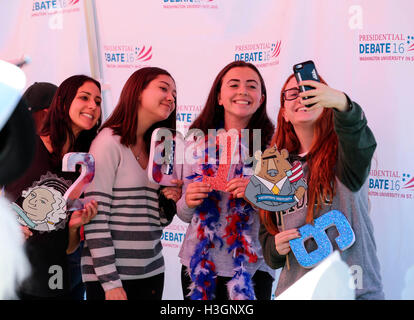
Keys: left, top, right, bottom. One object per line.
{"left": 293, "top": 60, "right": 320, "bottom": 107}
{"left": 293, "top": 62, "right": 349, "bottom": 112}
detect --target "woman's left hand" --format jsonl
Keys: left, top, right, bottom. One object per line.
{"left": 161, "top": 179, "right": 183, "bottom": 203}
{"left": 225, "top": 177, "right": 250, "bottom": 199}
{"left": 69, "top": 200, "right": 98, "bottom": 230}
{"left": 298, "top": 80, "right": 349, "bottom": 112}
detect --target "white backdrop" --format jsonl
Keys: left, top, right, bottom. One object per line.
{"left": 1, "top": 0, "right": 413, "bottom": 300}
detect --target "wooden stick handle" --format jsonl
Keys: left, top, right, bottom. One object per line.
{"left": 280, "top": 213, "right": 290, "bottom": 270}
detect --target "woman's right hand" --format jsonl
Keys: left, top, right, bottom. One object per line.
{"left": 274, "top": 229, "right": 301, "bottom": 255}
{"left": 161, "top": 179, "right": 184, "bottom": 203}
{"left": 105, "top": 287, "right": 127, "bottom": 300}
{"left": 21, "top": 226, "right": 33, "bottom": 240}
{"left": 185, "top": 182, "right": 212, "bottom": 208}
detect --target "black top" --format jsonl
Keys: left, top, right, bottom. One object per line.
{"left": 5, "top": 135, "right": 78, "bottom": 298}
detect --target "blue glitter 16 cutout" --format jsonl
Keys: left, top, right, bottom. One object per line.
{"left": 289, "top": 210, "right": 355, "bottom": 268}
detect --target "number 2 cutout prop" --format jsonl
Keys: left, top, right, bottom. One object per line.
{"left": 289, "top": 210, "right": 355, "bottom": 268}
{"left": 62, "top": 152, "right": 95, "bottom": 211}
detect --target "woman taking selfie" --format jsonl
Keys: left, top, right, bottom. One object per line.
{"left": 259, "top": 72, "right": 384, "bottom": 299}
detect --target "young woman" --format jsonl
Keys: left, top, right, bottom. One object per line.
{"left": 259, "top": 74, "right": 384, "bottom": 299}
{"left": 5, "top": 75, "right": 100, "bottom": 300}
{"left": 177, "top": 60, "right": 275, "bottom": 300}
{"left": 81, "top": 67, "right": 182, "bottom": 300}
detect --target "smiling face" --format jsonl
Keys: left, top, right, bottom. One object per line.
{"left": 282, "top": 76, "right": 323, "bottom": 127}
{"left": 69, "top": 81, "right": 102, "bottom": 137}
{"left": 22, "top": 187, "right": 55, "bottom": 222}
{"left": 218, "top": 66, "right": 264, "bottom": 127}
{"left": 138, "top": 74, "right": 176, "bottom": 124}
{"left": 257, "top": 147, "right": 291, "bottom": 184}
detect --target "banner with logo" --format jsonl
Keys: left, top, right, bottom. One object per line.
{"left": 94, "top": 0, "right": 414, "bottom": 300}
{"left": 0, "top": 0, "right": 90, "bottom": 91}
{"left": 1, "top": 0, "right": 413, "bottom": 300}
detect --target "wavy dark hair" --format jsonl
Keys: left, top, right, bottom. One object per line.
{"left": 40, "top": 75, "right": 102, "bottom": 165}
{"left": 189, "top": 60, "right": 274, "bottom": 151}
{"left": 260, "top": 73, "right": 339, "bottom": 233}
{"left": 100, "top": 67, "right": 176, "bottom": 153}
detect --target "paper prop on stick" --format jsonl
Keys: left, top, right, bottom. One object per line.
{"left": 62, "top": 152, "right": 95, "bottom": 211}
{"left": 148, "top": 128, "right": 184, "bottom": 186}
{"left": 202, "top": 129, "right": 239, "bottom": 192}
{"left": 245, "top": 146, "right": 307, "bottom": 211}
{"left": 289, "top": 210, "right": 355, "bottom": 268}
{"left": 11, "top": 173, "right": 71, "bottom": 232}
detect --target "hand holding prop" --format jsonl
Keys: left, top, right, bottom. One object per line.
{"left": 289, "top": 210, "right": 355, "bottom": 268}
{"left": 148, "top": 127, "right": 185, "bottom": 186}
{"left": 62, "top": 152, "right": 95, "bottom": 211}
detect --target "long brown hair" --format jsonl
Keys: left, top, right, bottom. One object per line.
{"left": 100, "top": 67, "right": 176, "bottom": 153}
{"left": 189, "top": 61, "right": 274, "bottom": 151}
{"left": 40, "top": 75, "right": 101, "bottom": 165}
{"left": 260, "top": 74, "right": 338, "bottom": 233}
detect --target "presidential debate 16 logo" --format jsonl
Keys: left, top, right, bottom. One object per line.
{"left": 234, "top": 41, "right": 281, "bottom": 68}
{"left": 369, "top": 168, "right": 414, "bottom": 200}
{"left": 32, "top": 0, "right": 80, "bottom": 15}
{"left": 358, "top": 33, "right": 414, "bottom": 62}
{"left": 103, "top": 44, "right": 153, "bottom": 69}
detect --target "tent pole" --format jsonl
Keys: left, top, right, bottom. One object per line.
{"left": 83, "top": 0, "right": 111, "bottom": 119}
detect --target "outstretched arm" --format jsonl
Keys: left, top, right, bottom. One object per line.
{"left": 299, "top": 80, "right": 376, "bottom": 191}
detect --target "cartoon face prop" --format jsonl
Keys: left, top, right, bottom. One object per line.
{"left": 257, "top": 147, "right": 292, "bottom": 184}
{"left": 10, "top": 152, "right": 96, "bottom": 232}
{"left": 22, "top": 187, "right": 56, "bottom": 221}
{"left": 11, "top": 173, "right": 70, "bottom": 232}
{"left": 245, "top": 146, "right": 307, "bottom": 211}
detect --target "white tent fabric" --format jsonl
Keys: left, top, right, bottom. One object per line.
{"left": 276, "top": 251, "right": 355, "bottom": 300}
{"left": 1, "top": 0, "right": 413, "bottom": 299}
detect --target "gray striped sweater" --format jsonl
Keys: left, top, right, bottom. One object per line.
{"left": 81, "top": 128, "right": 167, "bottom": 292}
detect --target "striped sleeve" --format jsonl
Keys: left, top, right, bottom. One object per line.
{"left": 82, "top": 130, "right": 123, "bottom": 292}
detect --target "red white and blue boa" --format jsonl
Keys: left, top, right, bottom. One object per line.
{"left": 186, "top": 162, "right": 258, "bottom": 300}
{"left": 224, "top": 181, "right": 257, "bottom": 300}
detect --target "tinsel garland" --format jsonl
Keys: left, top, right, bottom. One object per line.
{"left": 223, "top": 165, "right": 257, "bottom": 300}
{"left": 187, "top": 164, "right": 223, "bottom": 300}
{"left": 187, "top": 161, "right": 258, "bottom": 300}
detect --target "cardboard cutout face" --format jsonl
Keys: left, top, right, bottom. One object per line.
{"left": 256, "top": 147, "right": 291, "bottom": 184}
{"left": 22, "top": 187, "right": 56, "bottom": 222}
{"left": 245, "top": 146, "right": 307, "bottom": 212}
{"left": 10, "top": 173, "right": 70, "bottom": 232}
